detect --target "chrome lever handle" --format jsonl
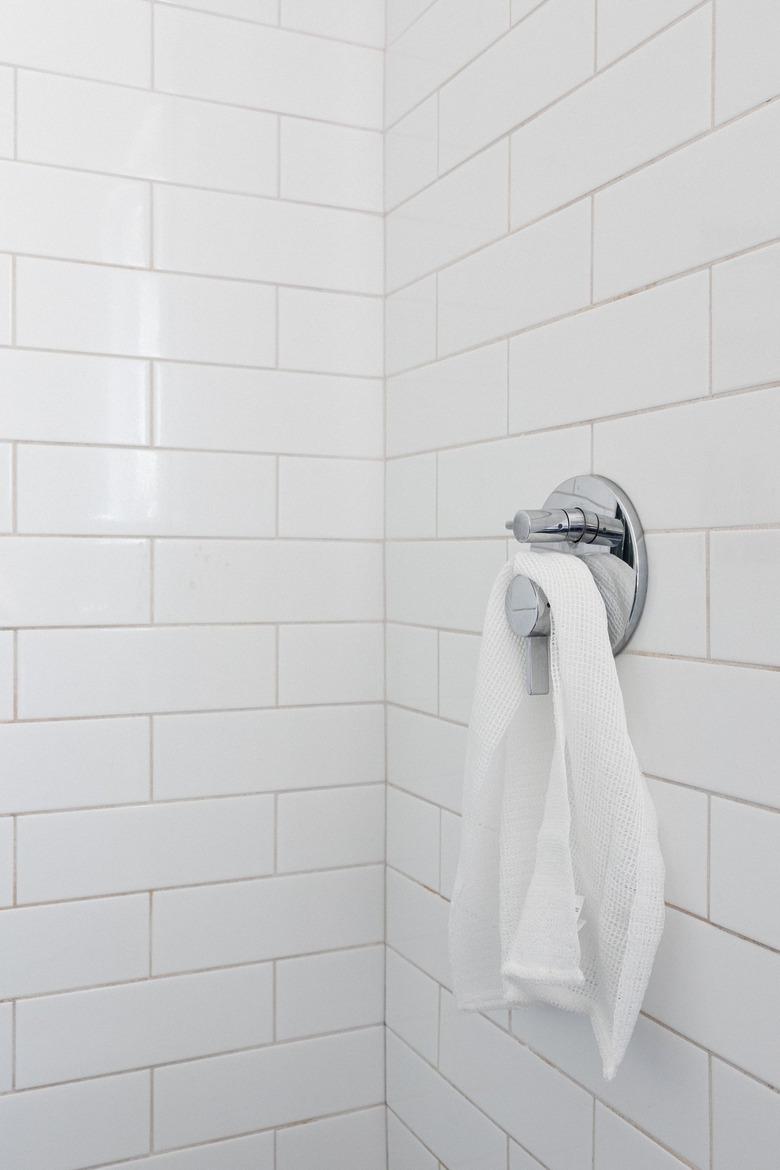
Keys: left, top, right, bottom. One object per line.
{"left": 505, "top": 507, "right": 624, "bottom": 549}
{"left": 504, "top": 576, "right": 550, "bottom": 695}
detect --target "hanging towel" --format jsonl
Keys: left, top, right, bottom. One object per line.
{"left": 449, "top": 547, "right": 664, "bottom": 1079}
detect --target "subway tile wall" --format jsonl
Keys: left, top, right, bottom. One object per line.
{"left": 0, "top": 1, "right": 385, "bottom": 1167}
{"left": 384, "top": 1, "right": 780, "bottom": 1169}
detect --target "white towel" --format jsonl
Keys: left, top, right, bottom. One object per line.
{"left": 449, "top": 547, "right": 664, "bottom": 1079}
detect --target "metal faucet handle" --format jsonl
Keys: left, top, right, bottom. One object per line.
{"left": 506, "top": 506, "right": 624, "bottom": 549}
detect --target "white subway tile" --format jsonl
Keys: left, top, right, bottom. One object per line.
{"left": 387, "top": 786, "right": 440, "bottom": 889}
{"left": 0, "top": 1072, "right": 150, "bottom": 1170}
{"left": 17, "top": 446, "right": 275, "bottom": 537}
{"left": 387, "top": 1110, "right": 438, "bottom": 1170}
{"left": 510, "top": 1142, "right": 546, "bottom": 1170}
{"left": 18, "top": 72, "right": 278, "bottom": 195}
{"left": 18, "top": 625, "right": 276, "bottom": 718}
{"left": 279, "top": 456, "right": 383, "bottom": 538}
{"left": 387, "top": 454, "right": 437, "bottom": 538}
{"left": 387, "top": 142, "right": 508, "bottom": 292}
{"left": 0, "top": 630, "right": 14, "bottom": 719}
{"left": 154, "top": 704, "right": 385, "bottom": 799}
{"left": 388, "top": 706, "right": 466, "bottom": 813}
{"left": 437, "top": 427, "right": 590, "bottom": 537}
{"left": 594, "top": 388, "right": 780, "bottom": 528}
{"left": 279, "top": 288, "right": 383, "bottom": 376}
{"left": 154, "top": 540, "right": 383, "bottom": 623}
{"left": 156, "top": 0, "right": 278, "bottom": 20}
{"left": 594, "top": 101, "right": 780, "bottom": 299}
{"left": 387, "top": 0, "right": 436, "bottom": 44}
{"left": 438, "top": 201, "right": 591, "bottom": 356}
{"left": 100, "top": 1132, "right": 275, "bottom": 1170}
{"left": 438, "top": 632, "right": 480, "bottom": 724}
{"left": 595, "top": 1105, "right": 688, "bottom": 1169}
{"left": 0, "top": 538, "right": 149, "bottom": 626}
{"left": 715, "top": 0, "right": 780, "bottom": 123}
{"left": 0, "top": 895, "right": 149, "bottom": 999}
{"left": 0, "top": 1004, "right": 11, "bottom": 1092}
{"left": 155, "top": 5, "right": 382, "bottom": 128}
{"left": 439, "top": 810, "right": 461, "bottom": 900}
{"left": 0, "top": 257, "right": 11, "bottom": 346}
{"left": 16, "top": 258, "right": 276, "bottom": 366}
{"left": 276, "top": 946, "right": 384, "bottom": 1039}
{"left": 16, "top": 964, "right": 273, "bottom": 1088}
{"left": 597, "top": 0, "right": 699, "bottom": 66}
{"left": 385, "top": 276, "right": 437, "bottom": 376}
{"left": 281, "top": 118, "right": 382, "bottom": 211}
{"left": 629, "top": 533, "right": 707, "bottom": 657}
{"left": 0, "top": 817, "right": 12, "bottom": 906}
{"left": 712, "top": 1060, "right": 780, "bottom": 1170}
{"left": 154, "top": 1027, "right": 384, "bottom": 1148}
{"left": 385, "top": 98, "right": 437, "bottom": 210}
{"left": 711, "top": 530, "right": 780, "bottom": 666}
{"left": 153, "top": 866, "right": 384, "bottom": 973}
{"left": 386, "top": 946, "right": 440, "bottom": 1062}
{"left": 386, "top": 623, "right": 438, "bottom": 714}
{"left": 387, "top": 539, "right": 507, "bottom": 630}
{"left": 712, "top": 243, "right": 780, "bottom": 392}
{"left": 17, "top": 795, "right": 274, "bottom": 903}
{"left": 511, "top": 0, "right": 544, "bottom": 20}
{"left": 710, "top": 798, "right": 780, "bottom": 949}
{"left": 0, "top": 0, "right": 150, "bottom": 86}
{"left": 0, "top": 350, "right": 148, "bottom": 445}
{"left": 279, "top": 623, "right": 384, "bottom": 704}
{"left": 277, "top": 785, "right": 385, "bottom": 872}
{"left": 438, "top": 0, "right": 594, "bottom": 171}
{"left": 646, "top": 778, "right": 708, "bottom": 917}
{"left": 509, "top": 272, "right": 709, "bottom": 431}
{"left": 278, "top": 1106, "right": 387, "bottom": 1170}
{"left": 281, "top": 0, "right": 385, "bottom": 47}
{"left": 155, "top": 185, "right": 382, "bottom": 295}
{"left": 0, "top": 68, "right": 14, "bottom": 158}
{"left": 387, "top": 869, "right": 450, "bottom": 986}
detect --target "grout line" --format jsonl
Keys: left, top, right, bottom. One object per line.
{"left": 710, "top": 0, "right": 717, "bottom": 127}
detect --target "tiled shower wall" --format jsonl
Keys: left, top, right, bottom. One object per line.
{"left": 384, "top": 1, "right": 780, "bottom": 1169}
{"left": 0, "top": 1, "right": 387, "bottom": 1167}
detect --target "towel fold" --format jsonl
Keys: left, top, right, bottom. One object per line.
{"left": 449, "top": 547, "right": 664, "bottom": 1079}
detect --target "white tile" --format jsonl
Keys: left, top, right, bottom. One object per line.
{"left": 388, "top": 706, "right": 466, "bottom": 813}
{"left": 281, "top": 118, "right": 382, "bottom": 211}
{"left": 387, "top": 1110, "right": 438, "bottom": 1170}
{"left": 438, "top": 632, "right": 480, "bottom": 724}
{"left": 386, "top": 141, "right": 508, "bottom": 292}
{"left": 156, "top": 0, "right": 278, "bottom": 20}
{"left": 154, "top": 1027, "right": 384, "bottom": 1149}
{"left": 387, "top": 869, "right": 450, "bottom": 986}
{"left": 100, "top": 1133, "right": 275, "bottom": 1170}
{"left": 0, "top": 350, "right": 148, "bottom": 445}
{"left": 278, "top": 623, "right": 384, "bottom": 704}
{"left": 16, "top": 965, "right": 273, "bottom": 1088}
{"left": 0, "top": 817, "right": 12, "bottom": 906}
{"left": 594, "top": 101, "right": 780, "bottom": 299}
{"left": 509, "top": 1141, "right": 546, "bottom": 1170}
{"left": 153, "top": 866, "right": 384, "bottom": 973}
{"left": 385, "top": 98, "right": 437, "bottom": 210}
{"left": 387, "top": 539, "right": 507, "bottom": 631}
{"left": 277, "top": 786, "right": 385, "bottom": 872}
{"left": 438, "top": 201, "right": 591, "bottom": 356}
{"left": 387, "top": 1032, "right": 506, "bottom": 1170}
{"left": 281, "top": 0, "right": 385, "bottom": 47}
{"left": 279, "top": 456, "right": 383, "bottom": 538}
{"left": 390, "top": 342, "right": 507, "bottom": 454}
{"left": 646, "top": 778, "right": 708, "bottom": 916}
{"left": 0, "top": 160, "right": 149, "bottom": 267}
{"left": 16, "top": 258, "right": 276, "bottom": 366}
{"left": 154, "top": 363, "right": 382, "bottom": 458}
{"left": 0, "top": 895, "right": 149, "bottom": 999}
{"left": 645, "top": 907, "right": 780, "bottom": 1086}
{"left": 711, "top": 530, "right": 780, "bottom": 666}
{"left": 276, "top": 946, "right": 384, "bottom": 1039}
{"left": 17, "top": 795, "right": 274, "bottom": 902}
{"left": 386, "top": 0, "right": 436, "bottom": 44}
{"left": 18, "top": 625, "right": 276, "bottom": 719}
{"left": 594, "top": 388, "right": 780, "bottom": 528}
{"left": 279, "top": 288, "right": 383, "bottom": 377}
{"left": 511, "top": 0, "right": 544, "bottom": 20}
{"left": 0, "top": 0, "right": 150, "bottom": 86}
{"left": 595, "top": 1105, "right": 688, "bottom": 1170}
{"left": 0, "top": 630, "right": 14, "bottom": 719}
{"left": 618, "top": 656, "right": 780, "bottom": 807}
{"left": 153, "top": 704, "right": 385, "bottom": 799}
{"left": 386, "top": 623, "right": 438, "bottom": 714}
{"left": 17, "top": 446, "right": 275, "bottom": 537}
{"left": 629, "top": 533, "right": 707, "bottom": 657}
{"left": 439, "top": 811, "right": 461, "bottom": 900}
{"left": 386, "top": 947, "right": 440, "bottom": 1062}
{"left": 0, "top": 1003, "right": 11, "bottom": 1092}
{"left": 511, "top": 9, "right": 710, "bottom": 226}
{"left": 385, "top": 0, "right": 508, "bottom": 125}
{"left": 715, "top": 0, "right": 780, "bottom": 123}
{"left": 0, "top": 538, "right": 149, "bottom": 626}
{"left": 387, "top": 454, "right": 437, "bottom": 538}
{"left": 0, "top": 1072, "right": 150, "bottom": 1170}
{"left": 154, "top": 185, "right": 382, "bottom": 295}
{"left": 154, "top": 539, "right": 383, "bottom": 623}
{"left": 18, "top": 72, "right": 278, "bottom": 195}
{"left": 387, "top": 786, "right": 440, "bottom": 889}
{"left": 438, "top": 0, "right": 594, "bottom": 171}
{"left": 0, "top": 717, "right": 148, "bottom": 815}
{"left": 711, "top": 798, "right": 780, "bottom": 949}
{"left": 438, "top": 427, "right": 590, "bottom": 538}
{"left": 509, "top": 272, "right": 710, "bottom": 431}
{"left": 712, "top": 1060, "right": 780, "bottom": 1170}
{"left": 712, "top": 242, "right": 780, "bottom": 392}
{"left": 0, "top": 256, "right": 11, "bottom": 346}
{"left": 278, "top": 1109, "right": 386, "bottom": 1170}
{"left": 0, "top": 67, "right": 14, "bottom": 158}
{"left": 155, "top": 5, "right": 382, "bottom": 129}
{"left": 597, "top": 0, "right": 699, "bottom": 65}
{"left": 385, "top": 276, "right": 437, "bottom": 376}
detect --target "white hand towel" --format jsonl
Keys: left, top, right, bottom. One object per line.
{"left": 449, "top": 547, "right": 664, "bottom": 1079}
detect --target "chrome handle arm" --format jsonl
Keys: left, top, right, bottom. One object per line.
{"left": 505, "top": 507, "right": 624, "bottom": 549}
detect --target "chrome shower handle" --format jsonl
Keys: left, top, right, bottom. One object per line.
{"left": 504, "top": 576, "right": 550, "bottom": 695}
{"left": 505, "top": 507, "right": 624, "bottom": 548}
